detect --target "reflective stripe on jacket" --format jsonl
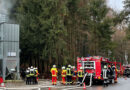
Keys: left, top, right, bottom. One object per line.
{"left": 61, "top": 70, "right": 67, "bottom": 77}
{"left": 102, "top": 69, "right": 108, "bottom": 79}
{"left": 78, "top": 70, "right": 84, "bottom": 77}
{"left": 51, "top": 68, "right": 58, "bottom": 77}
{"left": 66, "top": 68, "right": 71, "bottom": 76}
{"left": 30, "top": 69, "right": 34, "bottom": 76}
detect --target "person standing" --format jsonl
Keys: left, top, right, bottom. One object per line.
{"left": 72, "top": 66, "right": 77, "bottom": 84}
{"left": 66, "top": 65, "right": 72, "bottom": 85}
{"left": 35, "top": 67, "right": 39, "bottom": 84}
{"left": 51, "top": 65, "right": 58, "bottom": 85}
{"left": 102, "top": 65, "right": 109, "bottom": 87}
{"left": 78, "top": 67, "right": 84, "bottom": 86}
{"left": 26, "top": 67, "right": 30, "bottom": 85}
{"left": 61, "top": 66, "right": 67, "bottom": 85}
{"left": 30, "top": 66, "right": 35, "bottom": 84}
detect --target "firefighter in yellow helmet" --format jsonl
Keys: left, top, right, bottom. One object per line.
{"left": 61, "top": 66, "right": 67, "bottom": 85}
{"left": 51, "top": 65, "right": 58, "bottom": 85}
{"left": 78, "top": 67, "right": 84, "bottom": 85}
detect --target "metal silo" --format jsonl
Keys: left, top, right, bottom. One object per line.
{"left": 0, "top": 23, "right": 20, "bottom": 80}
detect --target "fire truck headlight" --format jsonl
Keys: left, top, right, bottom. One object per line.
{"left": 98, "top": 76, "right": 101, "bottom": 79}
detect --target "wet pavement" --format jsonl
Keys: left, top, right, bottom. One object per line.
{"left": 41, "top": 77, "right": 130, "bottom": 90}
{"left": 0, "top": 77, "right": 130, "bottom": 90}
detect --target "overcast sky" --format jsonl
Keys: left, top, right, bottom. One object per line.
{"left": 107, "top": 0, "right": 124, "bottom": 12}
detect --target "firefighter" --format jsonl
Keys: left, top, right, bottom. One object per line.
{"left": 102, "top": 65, "right": 109, "bottom": 87}
{"left": 35, "top": 67, "right": 39, "bottom": 84}
{"left": 34, "top": 67, "right": 38, "bottom": 84}
{"left": 26, "top": 67, "right": 30, "bottom": 85}
{"left": 0, "top": 71, "right": 3, "bottom": 85}
{"left": 78, "top": 67, "right": 84, "bottom": 86}
{"left": 72, "top": 66, "right": 77, "bottom": 84}
{"left": 112, "top": 65, "right": 116, "bottom": 78}
{"left": 51, "top": 65, "right": 58, "bottom": 85}
{"left": 66, "top": 65, "right": 72, "bottom": 85}
{"left": 30, "top": 66, "right": 35, "bottom": 84}
{"left": 61, "top": 66, "right": 67, "bottom": 85}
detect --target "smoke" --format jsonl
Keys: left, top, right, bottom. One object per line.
{"left": 0, "top": 0, "right": 16, "bottom": 23}
{"left": 0, "top": 0, "right": 16, "bottom": 14}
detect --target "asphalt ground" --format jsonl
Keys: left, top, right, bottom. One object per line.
{"left": 0, "top": 77, "right": 130, "bottom": 90}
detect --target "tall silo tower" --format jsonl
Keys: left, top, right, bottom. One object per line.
{"left": 0, "top": 14, "right": 20, "bottom": 80}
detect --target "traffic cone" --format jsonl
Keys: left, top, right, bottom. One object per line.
{"left": 125, "top": 76, "right": 127, "bottom": 80}
{"left": 48, "top": 87, "right": 51, "bottom": 90}
{"left": 0, "top": 83, "right": 5, "bottom": 87}
{"left": 83, "top": 83, "right": 86, "bottom": 89}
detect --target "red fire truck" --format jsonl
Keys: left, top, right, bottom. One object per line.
{"left": 123, "top": 65, "right": 130, "bottom": 77}
{"left": 77, "top": 56, "right": 121, "bottom": 85}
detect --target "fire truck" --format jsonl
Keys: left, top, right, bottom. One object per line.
{"left": 123, "top": 65, "right": 130, "bottom": 77}
{"left": 77, "top": 56, "right": 121, "bottom": 85}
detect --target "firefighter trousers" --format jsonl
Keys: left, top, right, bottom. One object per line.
{"left": 78, "top": 77, "right": 83, "bottom": 84}
{"left": 52, "top": 76, "right": 57, "bottom": 85}
{"left": 62, "top": 77, "right": 66, "bottom": 84}
{"left": 66, "top": 76, "right": 72, "bottom": 84}
{"left": 26, "top": 77, "right": 31, "bottom": 85}
{"left": 103, "top": 79, "right": 108, "bottom": 87}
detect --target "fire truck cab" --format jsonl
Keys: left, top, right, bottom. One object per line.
{"left": 123, "top": 65, "right": 130, "bottom": 77}
{"left": 77, "top": 56, "right": 117, "bottom": 85}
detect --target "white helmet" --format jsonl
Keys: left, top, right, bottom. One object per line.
{"left": 73, "top": 66, "right": 75, "bottom": 69}
{"left": 104, "top": 65, "right": 107, "bottom": 69}
{"left": 68, "top": 65, "right": 71, "bottom": 68}
{"left": 53, "top": 65, "right": 56, "bottom": 68}
{"left": 26, "top": 70, "right": 29, "bottom": 72}
{"left": 28, "top": 67, "right": 30, "bottom": 70}
{"left": 80, "top": 67, "right": 83, "bottom": 70}
{"left": 31, "top": 66, "right": 33, "bottom": 68}
{"left": 35, "top": 67, "right": 38, "bottom": 69}
{"left": 62, "top": 66, "right": 65, "bottom": 69}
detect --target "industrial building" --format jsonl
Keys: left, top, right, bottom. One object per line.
{"left": 0, "top": 14, "right": 20, "bottom": 80}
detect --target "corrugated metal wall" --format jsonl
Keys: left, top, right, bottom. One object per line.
{"left": 0, "top": 23, "right": 20, "bottom": 80}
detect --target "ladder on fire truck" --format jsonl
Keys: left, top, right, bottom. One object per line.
{"left": 81, "top": 73, "right": 93, "bottom": 87}
{"left": 81, "top": 60, "right": 94, "bottom": 87}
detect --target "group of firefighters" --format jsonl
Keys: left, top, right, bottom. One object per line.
{"left": 50, "top": 64, "right": 117, "bottom": 86}
{"left": 25, "top": 66, "right": 39, "bottom": 85}
{"left": 50, "top": 64, "right": 84, "bottom": 85}
{"left": 25, "top": 64, "right": 116, "bottom": 86}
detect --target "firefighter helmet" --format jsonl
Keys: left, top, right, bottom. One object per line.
{"left": 28, "top": 67, "right": 30, "bottom": 70}
{"left": 68, "top": 65, "right": 71, "bottom": 68}
{"left": 80, "top": 67, "right": 83, "bottom": 69}
{"left": 73, "top": 66, "right": 75, "bottom": 69}
{"left": 31, "top": 66, "right": 33, "bottom": 68}
{"left": 53, "top": 65, "right": 56, "bottom": 68}
{"left": 62, "top": 66, "right": 65, "bottom": 69}
{"left": 104, "top": 65, "right": 107, "bottom": 69}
